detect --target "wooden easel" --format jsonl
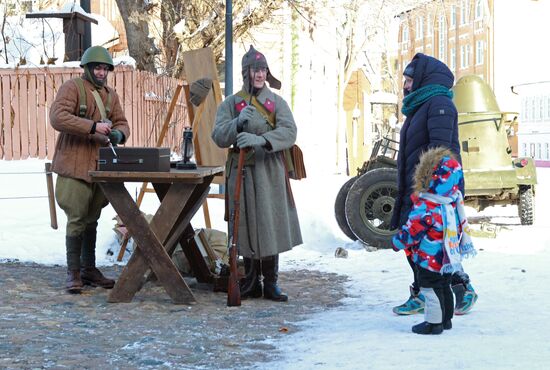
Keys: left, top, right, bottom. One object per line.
{"left": 116, "top": 80, "right": 220, "bottom": 261}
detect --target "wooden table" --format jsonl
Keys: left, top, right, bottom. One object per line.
{"left": 90, "top": 166, "right": 224, "bottom": 304}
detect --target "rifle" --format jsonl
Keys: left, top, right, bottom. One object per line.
{"left": 227, "top": 148, "right": 247, "bottom": 306}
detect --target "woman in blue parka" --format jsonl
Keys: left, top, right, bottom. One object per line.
{"left": 390, "top": 53, "right": 478, "bottom": 316}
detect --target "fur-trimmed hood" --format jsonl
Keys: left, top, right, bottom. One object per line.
{"left": 413, "top": 147, "right": 463, "bottom": 197}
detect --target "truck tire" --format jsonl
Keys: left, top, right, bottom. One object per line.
{"left": 334, "top": 177, "right": 359, "bottom": 241}
{"left": 345, "top": 168, "right": 398, "bottom": 248}
{"left": 518, "top": 186, "right": 535, "bottom": 225}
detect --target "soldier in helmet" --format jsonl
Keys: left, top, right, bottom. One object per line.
{"left": 212, "top": 45, "right": 302, "bottom": 302}
{"left": 50, "top": 45, "right": 130, "bottom": 294}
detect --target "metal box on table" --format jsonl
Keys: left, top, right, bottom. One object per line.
{"left": 98, "top": 147, "right": 170, "bottom": 172}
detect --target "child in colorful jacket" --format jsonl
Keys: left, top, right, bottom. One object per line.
{"left": 392, "top": 147, "right": 476, "bottom": 335}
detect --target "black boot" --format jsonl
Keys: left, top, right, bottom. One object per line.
{"left": 81, "top": 223, "right": 97, "bottom": 268}
{"left": 412, "top": 321, "right": 443, "bottom": 335}
{"left": 66, "top": 235, "right": 83, "bottom": 294}
{"left": 240, "top": 257, "right": 262, "bottom": 299}
{"left": 262, "top": 255, "right": 288, "bottom": 302}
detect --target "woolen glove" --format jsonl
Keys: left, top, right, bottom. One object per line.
{"left": 236, "top": 132, "right": 266, "bottom": 148}
{"left": 237, "top": 105, "right": 256, "bottom": 131}
{"left": 108, "top": 129, "right": 124, "bottom": 145}
{"left": 90, "top": 133, "right": 110, "bottom": 146}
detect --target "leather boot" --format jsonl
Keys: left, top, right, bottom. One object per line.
{"left": 262, "top": 255, "right": 288, "bottom": 302}
{"left": 66, "top": 235, "right": 83, "bottom": 294}
{"left": 240, "top": 257, "right": 262, "bottom": 299}
{"left": 66, "top": 269, "right": 83, "bottom": 294}
{"left": 81, "top": 267, "right": 115, "bottom": 289}
{"left": 81, "top": 223, "right": 97, "bottom": 268}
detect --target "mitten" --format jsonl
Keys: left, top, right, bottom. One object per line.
{"left": 108, "top": 130, "right": 124, "bottom": 145}
{"left": 236, "top": 132, "right": 266, "bottom": 148}
{"left": 237, "top": 105, "right": 256, "bottom": 131}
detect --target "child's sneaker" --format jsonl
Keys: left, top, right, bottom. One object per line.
{"left": 392, "top": 286, "right": 425, "bottom": 315}
{"left": 453, "top": 283, "right": 478, "bottom": 315}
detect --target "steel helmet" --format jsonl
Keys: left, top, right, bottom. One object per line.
{"left": 80, "top": 46, "right": 114, "bottom": 71}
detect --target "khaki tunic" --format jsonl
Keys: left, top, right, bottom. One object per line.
{"left": 212, "top": 86, "right": 302, "bottom": 258}
{"left": 50, "top": 78, "right": 130, "bottom": 183}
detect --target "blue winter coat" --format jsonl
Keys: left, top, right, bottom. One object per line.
{"left": 390, "top": 53, "right": 463, "bottom": 229}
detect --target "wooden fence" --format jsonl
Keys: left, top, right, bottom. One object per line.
{"left": 0, "top": 66, "right": 190, "bottom": 160}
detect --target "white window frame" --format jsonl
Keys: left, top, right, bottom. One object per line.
{"left": 461, "top": 0, "right": 470, "bottom": 25}
{"left": 427, "top": 13, "right": 433, "bottom": 36}
{"left": 438, "top": 14, "right": 446, "bottom": 62}
{"left": 416, "top": 16, "right": 424, "bottom": 39}
{"left": 450, "top": 48, "right": 456, "bottom": 72}
{"left": 475, "top": 40, "right": 484, "bottom": 65}
{"left": 451, "top": 6, "right": 457, "bottom": 27}
{"left": 403, "top": 24, "right": 409, "bottom": 42}
{"left": 475, "top": 0, "right": 483, "bottom": 20}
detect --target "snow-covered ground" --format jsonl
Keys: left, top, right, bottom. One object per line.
{"left": 1, "top": 158, "right": 549, "bottom": 369}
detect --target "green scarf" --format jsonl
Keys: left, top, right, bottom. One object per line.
{"left": 401, "top": 84, "right": 453, "bottom": 116}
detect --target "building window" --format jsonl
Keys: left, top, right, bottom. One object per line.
{"left": 530, "top": 143, "right": 536, "bottom": 158}
{"left": 416, "top": 16, "right": 424, "bottom": 39}
{"left": 476, "top": 40, "right": 484, "bottom": 65}
{"left": 539, "top": 96, "right": 544, "bottom": 121}
{"left": 546, "top": 143, "right": 549, "bottom": 160}
{"left": 438, "top": 15, "right": 446, "bottom": 62}
{"left": 403, "top": 24, "right": 409, "bottom": 42}
{"left": 538, "top": 143, "right": 542, "bottom": 159}
{"left": 475, "top": 0, "right": 483, "bottom": 19}
{"left": 451, "top": 6, "right": 457, "bottom": 27}
{"left": 522, "top": 143, "right": 527, "bottom": 157}
{"left": 427, "top": 13, "right": 433, "bottom": 36}
{"left": 461, "top": 0, "right": 470, "bottom": 25}
{"left": 460, "top": 45, "right": 469, "bottom": 69}
{"left": 450, "top": 48, "right": 457, "bottom": 72}
{"left": 547, "top": 96, "right": 550, "bottom": 119}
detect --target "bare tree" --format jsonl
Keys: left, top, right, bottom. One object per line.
{"left": 114, "top": 0, "right": 159, "bottom": 72}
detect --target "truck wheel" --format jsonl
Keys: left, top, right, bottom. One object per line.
{"left": 345, "top": 168, "right": 398, "bottom": 248}
{"left": 519, "top": 186, "right": 535, "bottom": 225}
{"left": 334, "top": 177, "right": 358, "bottom": 241}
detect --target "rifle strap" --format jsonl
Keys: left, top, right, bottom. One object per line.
{"left": 73, "top": 77, "right": 113, "bottom": 119}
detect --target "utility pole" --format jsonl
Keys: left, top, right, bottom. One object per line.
{"left": 225, "top": 0, "right": 233, "bottom": 97}
{"left": 80, "top": 0, "right": 92, "bottom": 50}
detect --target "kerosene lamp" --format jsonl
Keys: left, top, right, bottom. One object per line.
{"left": 176, "top": 127, "right": 197, "bottom": 169}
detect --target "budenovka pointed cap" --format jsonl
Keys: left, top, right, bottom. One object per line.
{"left": 241, "top": 45, "right": 282, "bottom": 91}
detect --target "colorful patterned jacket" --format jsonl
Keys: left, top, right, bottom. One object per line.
{"left": 392, "top": 147, "right": 464, "bottom": 272}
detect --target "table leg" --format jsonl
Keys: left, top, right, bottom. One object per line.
{"left": 101, "top": 182, "right": 197, "bottom": 304}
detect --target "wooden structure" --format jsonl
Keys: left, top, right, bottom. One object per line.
{"left": 90, "top": 166, "right": 224, "bottom": 304}
{"left": 343, "top": 69, "right": 372, "bottom": 176}
{"left": 26, "top": 11, "right": 98, "bottom": 61}
{"left": 181, "top": 48, "right": 226, "bottom": 184}
{"left": 0, "top": 66, "right": 189, "bottom": 160}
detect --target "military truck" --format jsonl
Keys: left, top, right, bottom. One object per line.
{"left": 335, "top": 75, "right": 537, "bottom": 248}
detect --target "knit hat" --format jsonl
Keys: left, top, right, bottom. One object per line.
{"left": 241, "top": 45, "right": 281, "bottom": 92}
{"left": 403, "top": 58, "right": 417, "bottom": 78}
{"left": 189, "top": 77, "right": 212, "bottom": 106}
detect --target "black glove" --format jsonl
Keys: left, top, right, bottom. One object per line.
{"left": 236, "top": 132, "right": 266, "bottom": 148}
{"left": 108, "top": 130, "right": 124, "bottom": 145}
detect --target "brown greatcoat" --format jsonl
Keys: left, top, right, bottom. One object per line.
{"left": 50, "top": 77, "right": 130, "bottom": 183}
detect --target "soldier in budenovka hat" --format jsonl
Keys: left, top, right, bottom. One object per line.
{"left": 50, "top": 45, "right": 130, "bottom": 294}
{"left": 212, "top": 45, "right": 302, "bottom": 302}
